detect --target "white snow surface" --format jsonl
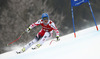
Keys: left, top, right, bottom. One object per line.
{"left": 0, "top": 25, "right": 100, "bottom": 59}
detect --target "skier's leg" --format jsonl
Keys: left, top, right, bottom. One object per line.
{"left": 35, "top": 32, "right": 51, "bottom": 48}
{"left": 23, "top": 39, "right": 37, "bottom": 51}
{"left": 39, "top": 32, "right": 51, "bottom": 45}
{"left": 16, "top": 35, "right": 42, "bottom": 54}
{"left": 22, "top": 34, "right": 43, "bottom": 51}
{"left": 16, "top": 38, "right": 37, "bottom": 54}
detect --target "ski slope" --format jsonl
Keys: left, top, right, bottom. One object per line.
{"left": 0, "top": 25, "right": 100, "bottom": 59}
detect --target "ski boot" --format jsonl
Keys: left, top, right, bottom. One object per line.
{"left": 16, "top": 47, "right": 25, "bottom": 54}
{"left": 32, "top": 44, "right": 41, "bottom": 50}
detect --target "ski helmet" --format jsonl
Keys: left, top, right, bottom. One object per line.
{"left": 41, "top": 13, "right": 49, "bottom": 20}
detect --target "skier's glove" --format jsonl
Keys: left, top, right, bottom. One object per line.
{"left": 25, "top": 27, "right": 31, "bottom": 33}
{"left": 56, "top": 36, "right": 60, "bottom": 41}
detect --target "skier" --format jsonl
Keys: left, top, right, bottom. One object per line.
{"left": 16, "top": 13, "right": 60, "bottom": 54}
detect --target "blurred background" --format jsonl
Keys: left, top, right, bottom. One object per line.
{"left": 0, "top": 0, "right": 100, "bottom": 54}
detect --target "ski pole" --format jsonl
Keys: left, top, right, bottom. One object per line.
{"left": 49, "top": 40, "right": 56, "bottom": 45}
{"left": 7, "top": 31, "right": 25, "bottom": 46}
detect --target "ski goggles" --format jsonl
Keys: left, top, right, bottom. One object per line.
{"left": 43, "top": 17, "right": 48, "bottom": 20}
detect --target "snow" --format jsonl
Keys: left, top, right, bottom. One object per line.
{"left": 0, "top": 25, "right": 100, "bottom": 59}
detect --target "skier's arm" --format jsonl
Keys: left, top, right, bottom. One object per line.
{"left": 26, "top": 20, "right": 41, "bottom": 33}
{"left": 53, "top": 27, "right": 60, "bottom": 41}
{"left": 29, "top": 20, "right": 41, "bottom": 29}
{"left": 50, "top": 22, "right": 60, "bottom": 41}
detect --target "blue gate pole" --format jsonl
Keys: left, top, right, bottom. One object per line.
{"left": 88, "top": 1, "right": 99, "bottom": 31}
{"left": 71, "top": 6, "right": 76, "bottom": 38}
